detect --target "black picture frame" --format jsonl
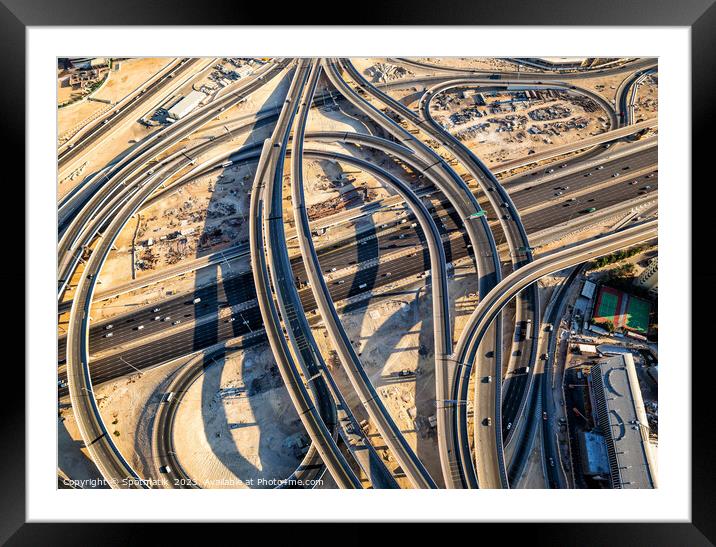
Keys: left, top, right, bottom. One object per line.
{"left": 10, "top": 0, "right": 714, "bottom": 542}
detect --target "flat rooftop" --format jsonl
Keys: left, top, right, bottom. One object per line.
{"left": 589, "top": 354, "right": 656, "bottom": 489}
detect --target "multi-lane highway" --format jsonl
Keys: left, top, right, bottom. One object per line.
{"left": 456, "top": 221, "right": 657, "bottom": 486}
{"left": 249, "top": 60, "right": 363, "bottom": 489}
{"left": 391, "top": 57, "right": 658, "bottom": 80}
{"left": 58, "top": 58, "right": 194, "bottom": 169}
{"left": 58, "top": 141, "right": 657, "bottom": 389}
{"left": 62, "top": 59, "right": 293, "bottom": 488}
{"left": 325, "top": 57, "right": 503, "bottom": 489}
{"left": 290, "top": 64, "right": 400, "bottom": 489}
{"left": 58, "top": 56, "right": 659, "bottom": 490}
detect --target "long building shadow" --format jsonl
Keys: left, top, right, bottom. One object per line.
{"left": 192, "top": 68, "right": 294, "bottom": 485}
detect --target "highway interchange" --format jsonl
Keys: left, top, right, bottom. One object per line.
{"left": 58, "top": 56, "right": 658, "bottom": 489}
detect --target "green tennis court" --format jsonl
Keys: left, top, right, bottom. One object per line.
{"left": 595, "top": 288, "right": 619, "bottom": 323}
{"left": 625, "top": 297, "right": 651, "bottom": 333}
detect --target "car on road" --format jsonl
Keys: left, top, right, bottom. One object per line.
{"left": 612, "top": 172, "right": 620, "bottom": 177}
{"left": 192, "top": 297, "right": 202, "bottom": 304}
{"left": 483, "top": 375, "right": 492, "bottom": 383}
{"left": 336, "top": 279, "right": 345, "bottom": 285}
{"left": 555, "top": 191, "right": 563, "bottom": 196}
{"left": 105, "top": 324, "right": 113, "bottom": 330}
{"left": 136, "top": 325, "right": 144, "bottom": 331}
{"left": 643, "top": 185, "right": 652, "bottom": 189}
{"left": 543, "top": 411, "right": 548, "bottom": 421}
{"left": 506, "top": 422, "right": 512, "bottom": 430}
{"left": 541, "top": 353, "right": 549, "bottom": 361}
{"left": 597, "top": 165, "right": 604, "bottom": 170}
{"left": 159, "top": 465, "right": 172, "bottom": 474}
{"left": 105, "top": 332, "right": 113, "bottom": 338}
{"left": 483, "top": 417, "right": 492, "bottom": 426}
{"left": 153, "top": 308, "right": 161, "bottom": 313}
{"left": 584, "top": 172, "right": 592, "bottom": 177}
{"left": 172, "top": 320, "right": 181, "bottom": 326}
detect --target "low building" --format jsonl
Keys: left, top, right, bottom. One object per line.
{"left": 577, "top": 344, "right": 598, "bottom": 355}
{"left": 236, "top": 65, "right": 253, "bottom": 78}
{"left": 167, "top": 90, "right": 206, "bottom": 120}
{"left": 587, "top": 355, "right": 657, "bottom": 488}
{"left": 581, "top": 279, "right": 597, "bottom": 300}
{"left": 66, "top": 57, "right": 109, "bottom": 70}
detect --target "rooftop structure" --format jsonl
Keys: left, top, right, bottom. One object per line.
{"left": 581, "top": 279, "right": 597, "bottom": 300}
{"left": 578, "top": 430, "right": 610, "bottom": 477}
{"left": 587, "top": 354, "right": 657, "bottom": 489}
{"left": 168, "top": 90, "right": 206, "bottom": 120}
{"left": 577, "top": 343, "right": 598, "bottom": 354}
{"left": 596, "top": 344, "right": 633, "bottom": 356}
{"left": 635, "top": 257, "right": 658, "bottom": 295}
{"left": 236, "top": 65, "right": 253, "bottom": 78}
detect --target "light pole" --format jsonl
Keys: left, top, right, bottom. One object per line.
{"left": 120, "top": 356, "right": 142, "bottom": 377}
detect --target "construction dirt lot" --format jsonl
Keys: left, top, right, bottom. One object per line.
{"left": 171, "top": 346, "right": 305, "bottom": 488}
{"left": 425, "top": 88, "right": 611, "bottom": 167}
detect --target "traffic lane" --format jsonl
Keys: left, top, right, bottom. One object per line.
{"left": 391, "top": 57, "right": 657, "bottom": 80}
{"left": 520, "top": 176, "right": 658, "bottom": 234}
{"left": 61, "top": 196, "right": 462, "bottom": 358}
{"left": 508, "top": 148, "right": 657, "bottom": 210}
{"left": 61, "top": 166, "right": 653, "bottom": 362}
{"left": 63, "top": 233, "right": 468, "bottom": 389}
{"left": 58, "top": 61, "right": 287, "bottom": 269}
{"left": 60, "top": 273, "right": 257, "bottom": 357}
{"left": 61, "top": 155, "right": 655, "bottom": 363}
{"left": 62, "top": 141, "right": 648, "bottom": 355}
{"left": 62, "top": 189, "right": 657, "bottom": 390}
{"left": 58, "top": 59, "right": 195, "bottom": 167}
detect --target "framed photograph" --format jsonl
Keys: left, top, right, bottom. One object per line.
{"left": 12, "top": 0, "right": 712, "bottom": 542}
